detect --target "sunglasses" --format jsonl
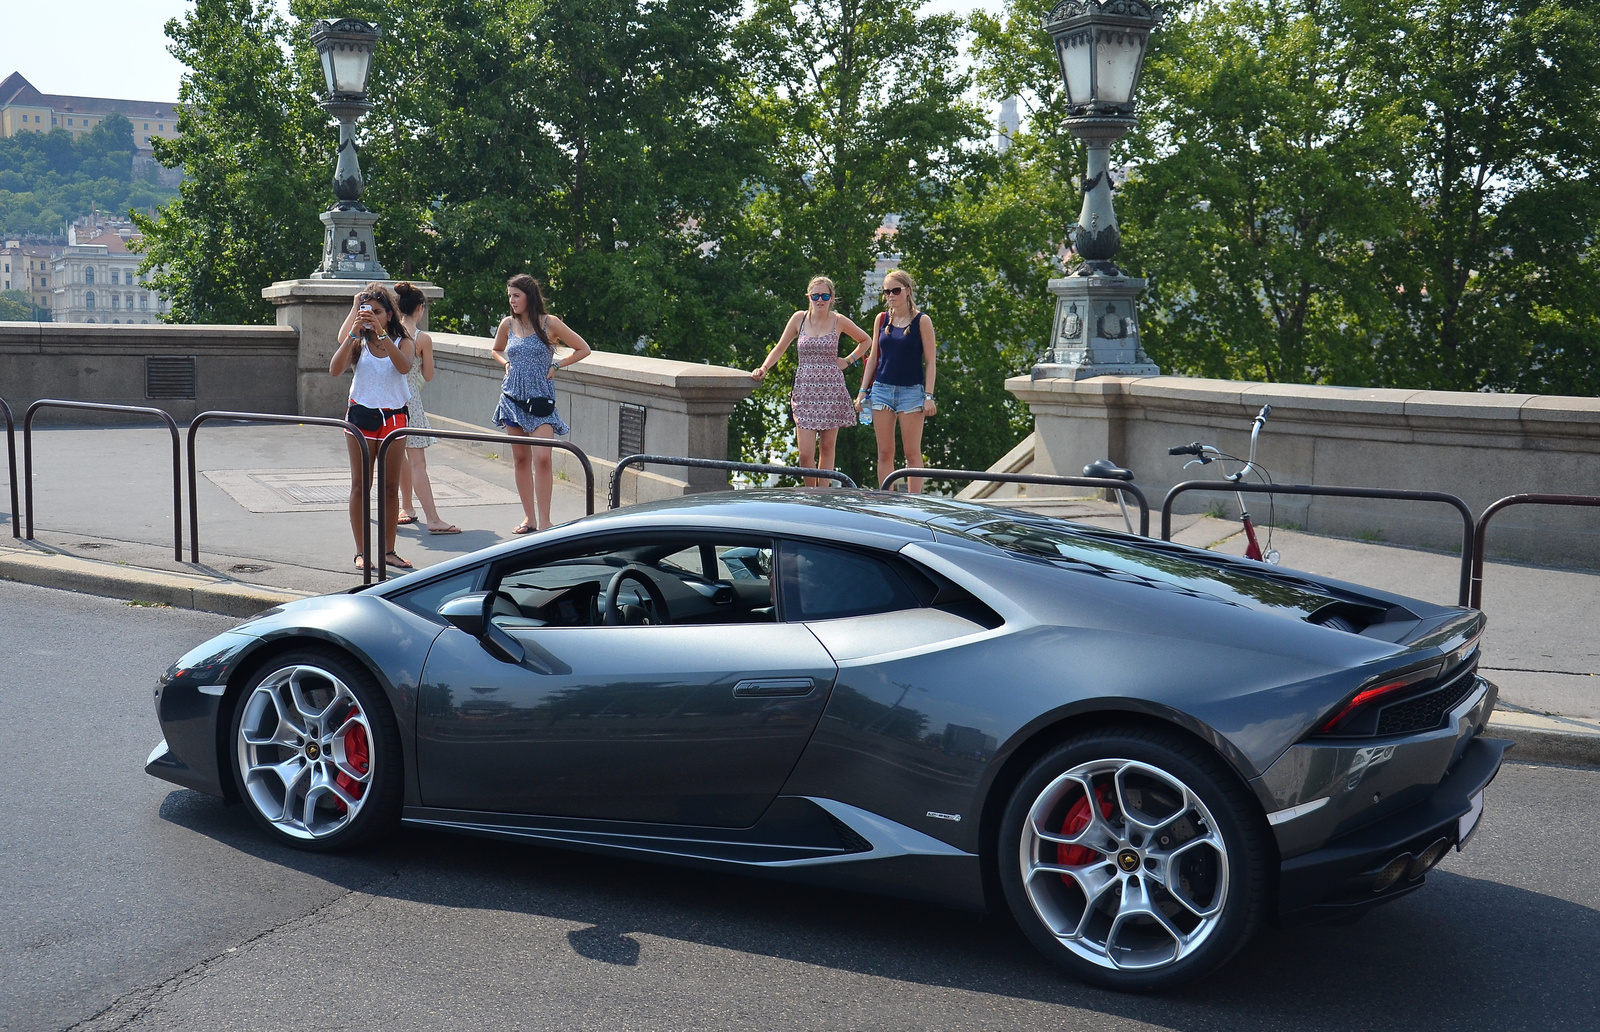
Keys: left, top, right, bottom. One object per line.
{"left": 882, "top": 286, "right": 904, "bottom": 297}
{"left": 810, "top": 293, "right": 832, "bottom": 302}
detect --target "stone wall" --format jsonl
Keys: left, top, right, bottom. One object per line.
{"left": 0, "top": 321, "right": 298, "bottom": 423}
{"left": 424, "top": 332, "right": 756, "bottom": 501}
{"left": 1006, "top": 374, "right": 1600, "bottom": 565}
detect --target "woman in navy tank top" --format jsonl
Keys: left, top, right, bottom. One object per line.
{"left": 856, "top": 269, "right": 938, "bottom": 492}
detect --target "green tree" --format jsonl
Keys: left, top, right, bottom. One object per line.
{"left": 133, "top": 0, "right": 329, "bottom": 324}
{"left": 0, "top": 290, "right": 37, "bottom": 321}
{"left": 1353, "top": 0, "right": 1600, "bottom": 393}
{"left": 0, "top": 113, "right": 173, "bottom": 238}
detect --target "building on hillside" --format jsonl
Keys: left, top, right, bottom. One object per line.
{"left": 997, "top": 96, "right": 1021, "bottom": 154}
{"left": 49, "top": 219, "right": 169, "bottom": 324}
{"left": 0, "top": 72, "right": 178, "bottom": 153}
{"left": 2, "top": 241, "right": 56, "bottom": 314}
{"left": 862, "top": 215, "right": 902, "bottom": 313}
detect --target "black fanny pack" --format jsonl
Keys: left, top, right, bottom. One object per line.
{"left": 504, "top": 392, "right": 556, "bottom": 419}
{"left": 346, "top": 402, "right": 404, "bottom": 432}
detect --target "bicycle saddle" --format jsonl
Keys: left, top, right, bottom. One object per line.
{"left": 1082, "top": 458, "right": 1135, "bottom": 481}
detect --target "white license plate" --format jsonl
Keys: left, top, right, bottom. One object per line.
{"left": 1457, "top": 789, "right": 1485, "bottom": 850}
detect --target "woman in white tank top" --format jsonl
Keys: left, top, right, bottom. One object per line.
{"left": 330, "top": 283, "right": 415, "bottom": 574}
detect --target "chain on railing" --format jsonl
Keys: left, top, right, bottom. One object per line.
{"left": 23, "top": 400, "right": 184, "bottom": 560}
{"left": 1, "top": 395, "right": 18, "bottom": 539}
{"left": 1161, "top": 481, "right": 1476, "bottom": 607}
{"left": 878, "top": 467, "right": 1152, "bottom": 537}
{"left": 188, "top": 411, "right": 372, "bottom": 583}
{"left": 375, "top": 428, "right": 595, "bottom": 580}
{"left": 1471, "top": 494, "right": 1600, "bottom": 609}
{"left": 609, "top": 454, "right": 855, "bottom": 509}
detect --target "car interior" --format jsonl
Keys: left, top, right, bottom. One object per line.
{"left": 489, "top": 540, "right": 777, "bottom": 628}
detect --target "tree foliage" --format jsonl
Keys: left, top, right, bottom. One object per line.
{"left": 0, "top": 114, "right": 176, "bottom": 238}
{"left": 132, "top": 0, "right": 329, "bottom": 325}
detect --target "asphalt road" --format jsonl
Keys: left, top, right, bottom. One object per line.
{"left": 5, "top": 579, "right": 1599, "bottom": 1032}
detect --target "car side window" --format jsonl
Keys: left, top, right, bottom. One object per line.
{"left": 488, "top": 536, "right": 777, "bottom": 628}
{"left": 780, "top": 542, "right": 923, "bottom": 621}
{"left": 392, "top": 567, "right": 483, "bottom": 622}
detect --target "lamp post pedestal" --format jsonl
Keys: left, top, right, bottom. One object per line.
{"left": 1033, "top": 272, "right": 1159, "bottom": 380}
{"left": 311, "top": 206, "right": 389, "bottom": 281}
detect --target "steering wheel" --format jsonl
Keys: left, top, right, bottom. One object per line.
{"left": 602, "top": 565, "right": 671, "bottom": 626}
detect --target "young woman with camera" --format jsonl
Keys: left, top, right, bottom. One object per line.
{"left": 331, "top": 283, "right": 416, "bottom": 573}
{"left": 492, "top": 274, "right": 591, "bottom": 533}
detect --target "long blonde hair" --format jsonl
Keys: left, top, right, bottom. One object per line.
{"left": 807, "top": 275, "right": 836, "bottom": 298}
{"left": 883, "top": 269, "right": 918, "bottom": 316}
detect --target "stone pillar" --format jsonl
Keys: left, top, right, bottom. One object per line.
{"left": 262, "top": 278, "right": 442, "bottom": 418}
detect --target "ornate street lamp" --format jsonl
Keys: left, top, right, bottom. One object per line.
{"left": 308, "top": 17, "right": 389, "bottom": 279}
{"left": 1034, "top": 0, "right": 1162, "bottom": 379}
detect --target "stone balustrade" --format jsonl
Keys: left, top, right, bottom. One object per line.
{"left": 1006, "top": 374, "right": 1600, "bottom": 565}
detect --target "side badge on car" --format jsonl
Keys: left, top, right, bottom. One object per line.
{"left": 926, "top": 811, "right": 962, "bottom": 822}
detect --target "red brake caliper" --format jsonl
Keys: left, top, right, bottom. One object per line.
{"left": 334, "top": 721, "right": 369, "bottom": 807}
{"left": 1058, "top": 784, "right": 1114, "bottom": 877}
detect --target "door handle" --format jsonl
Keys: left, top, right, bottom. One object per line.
{"left": 732, "top": 677, "right": 815, "bottom": 698}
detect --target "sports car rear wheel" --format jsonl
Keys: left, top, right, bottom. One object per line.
{"left": 998, "top": 727, "right": 1267, "bottom": 991}
{"left": 230, "top": 649, "right": 401, "bottom": 850}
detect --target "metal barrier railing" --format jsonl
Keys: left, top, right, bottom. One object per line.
{"left": 609, "top": 454, "right": 856, "bottom": 509}
{"left": 1, "top": 395, "right": 17, "bottom": 539}
{"left": 1161, "top": 481, "right": 1476, "bottom": 607}
{"left": 24, "top": 400, "right": 184, "bottom": 560}
{"left": 1471, "top": 494, "right": 1600, "bottom": 608}
{"left": 375, "top": 428, "right": 595, "bottom": 580}
{"left": 188, "top": 411, "right": 372, "bottom": 583}
{"left": 879, "top": 467, "right": 1152, "bottom": 537}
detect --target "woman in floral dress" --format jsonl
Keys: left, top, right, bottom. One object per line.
{"left": 751, "top": 276, "right": 872, "bottom": 485}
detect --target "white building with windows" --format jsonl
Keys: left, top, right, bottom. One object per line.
{"left": 50, "top": 227, "right": 168, "bottom": 324}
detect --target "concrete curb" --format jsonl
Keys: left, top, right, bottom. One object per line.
{"left": 1486, "top": 711, "right": 1600, "bottom": 769}
{"left": 0, "top": 550, "right": 310, "bottom": 617}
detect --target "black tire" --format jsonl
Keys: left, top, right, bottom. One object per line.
{"left": 997, "top": 725, "right": 1268, "bottom": 991}
{"left": 228, "top": 647, "right": 402, "bottom": 851}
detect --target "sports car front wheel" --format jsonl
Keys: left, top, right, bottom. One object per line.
{"left": 998, "top": 727, "right": 1268, "bottom": 991}
{"left": 230, "top": 649, "right": 401, "bottom": 851}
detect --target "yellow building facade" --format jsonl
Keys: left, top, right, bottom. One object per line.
{"left": 1, "top": 72, "right": 178, "bottom": 152}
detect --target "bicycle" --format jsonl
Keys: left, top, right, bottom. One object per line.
{"left": 1168, "top": 404, "right": 1280, "bottom": 564}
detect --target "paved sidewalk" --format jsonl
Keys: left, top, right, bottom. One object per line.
{"left": 2, "top": 433, "right": 1596, "bottom": 762}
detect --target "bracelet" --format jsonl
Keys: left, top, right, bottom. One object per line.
{"left": 924, "top": 393, "right": 935, "bottom": 401}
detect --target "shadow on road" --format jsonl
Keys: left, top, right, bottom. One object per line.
{"left": 159, "top": 788, "right": 1593, "bottom": 1030}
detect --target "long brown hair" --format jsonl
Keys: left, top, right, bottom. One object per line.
{"left": 507, "top": 274, "right": 550, "bottom": 346}
{"left": 393, "top": 281, "right": 427, "bottom": 318}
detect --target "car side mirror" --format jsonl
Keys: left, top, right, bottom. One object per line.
{"left": 438, "top": 593, "right": 488, "bottom": 636}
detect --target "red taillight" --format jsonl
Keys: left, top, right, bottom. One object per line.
{"left": 1318, "top": 664, "right": 1442, "bottom": 735}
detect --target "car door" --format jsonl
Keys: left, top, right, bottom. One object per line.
{"left": 415, "top": 536, "right": 838, "bottom": 827}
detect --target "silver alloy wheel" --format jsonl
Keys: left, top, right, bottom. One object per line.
{"left": 1019, "top": 758, "right": 1230, "bottom": 972}
{"left": 236, "top": 664, "right": 374, "bottom": 840}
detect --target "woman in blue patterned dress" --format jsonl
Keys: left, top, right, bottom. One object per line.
{"left": 492, "top": 274, "right": 591, "bottom": 533}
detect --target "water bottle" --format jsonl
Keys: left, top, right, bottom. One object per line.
{"left": 858, "top": 388, "right": 873, "bottom": 425}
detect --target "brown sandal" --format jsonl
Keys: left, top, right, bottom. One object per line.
{"left": 384, "top": 551, "right": 414, "bottom": 570}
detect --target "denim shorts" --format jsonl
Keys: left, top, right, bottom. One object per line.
{"left": 869, "top": 382, "right": 927, "bottom": 413}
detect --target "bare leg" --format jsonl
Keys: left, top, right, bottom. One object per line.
{"left": 531, "top": 423, "right": 556, "bottom": 528}
{"left": 898, "top": 409, "right": 927, "bottom": 494}
{"left": 817, "top": 427, "right": 839, "bottom": 485}
{"left": 506, "top": 425, "right": 536, "bottom": 531}
{"left": 872, "top": 406, "right": 898, "bottom": 490}
{"left": 381, "top": 444, "right": 406, "bottom": 555}
{"left": 406, "top": 447, "right": 450, "bottom": 528}
{"left": 344, "top": 433, "right": 371, "bottom": 563}
{"left": 796, "top": 426, "right": 819, "bottom": 486}
{"left": 397, "top": 448, "right": 416, "bottom": 521}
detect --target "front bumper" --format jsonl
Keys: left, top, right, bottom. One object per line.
{"left": 1276, "top": 733, "right": 1510, "bottom": 924}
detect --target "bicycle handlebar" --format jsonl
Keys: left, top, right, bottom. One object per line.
{"left": 1169, "top": 443, "right": 1203, "bottom": 456}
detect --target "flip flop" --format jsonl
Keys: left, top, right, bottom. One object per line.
{"left": 512, "top": 520, "right": 535, "bottom": 534}
{"left": 384, "top": 551, "right": 414, "bottom": 570}
{"left": 396, "top": 514, "right": 419, "bottom": 525}
{"left": 428, "top": 524, "right": 462, "bottom": 535}
{"left": 353, "top": 553, "right": 368, "bottom": 571}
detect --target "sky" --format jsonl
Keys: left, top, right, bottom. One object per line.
{"left": 1, "top": 1, "right": 1006, "bottom": 105}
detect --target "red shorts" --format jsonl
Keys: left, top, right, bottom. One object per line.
{"left": 347, "top": 407, "right": 409, "bottom": 441}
